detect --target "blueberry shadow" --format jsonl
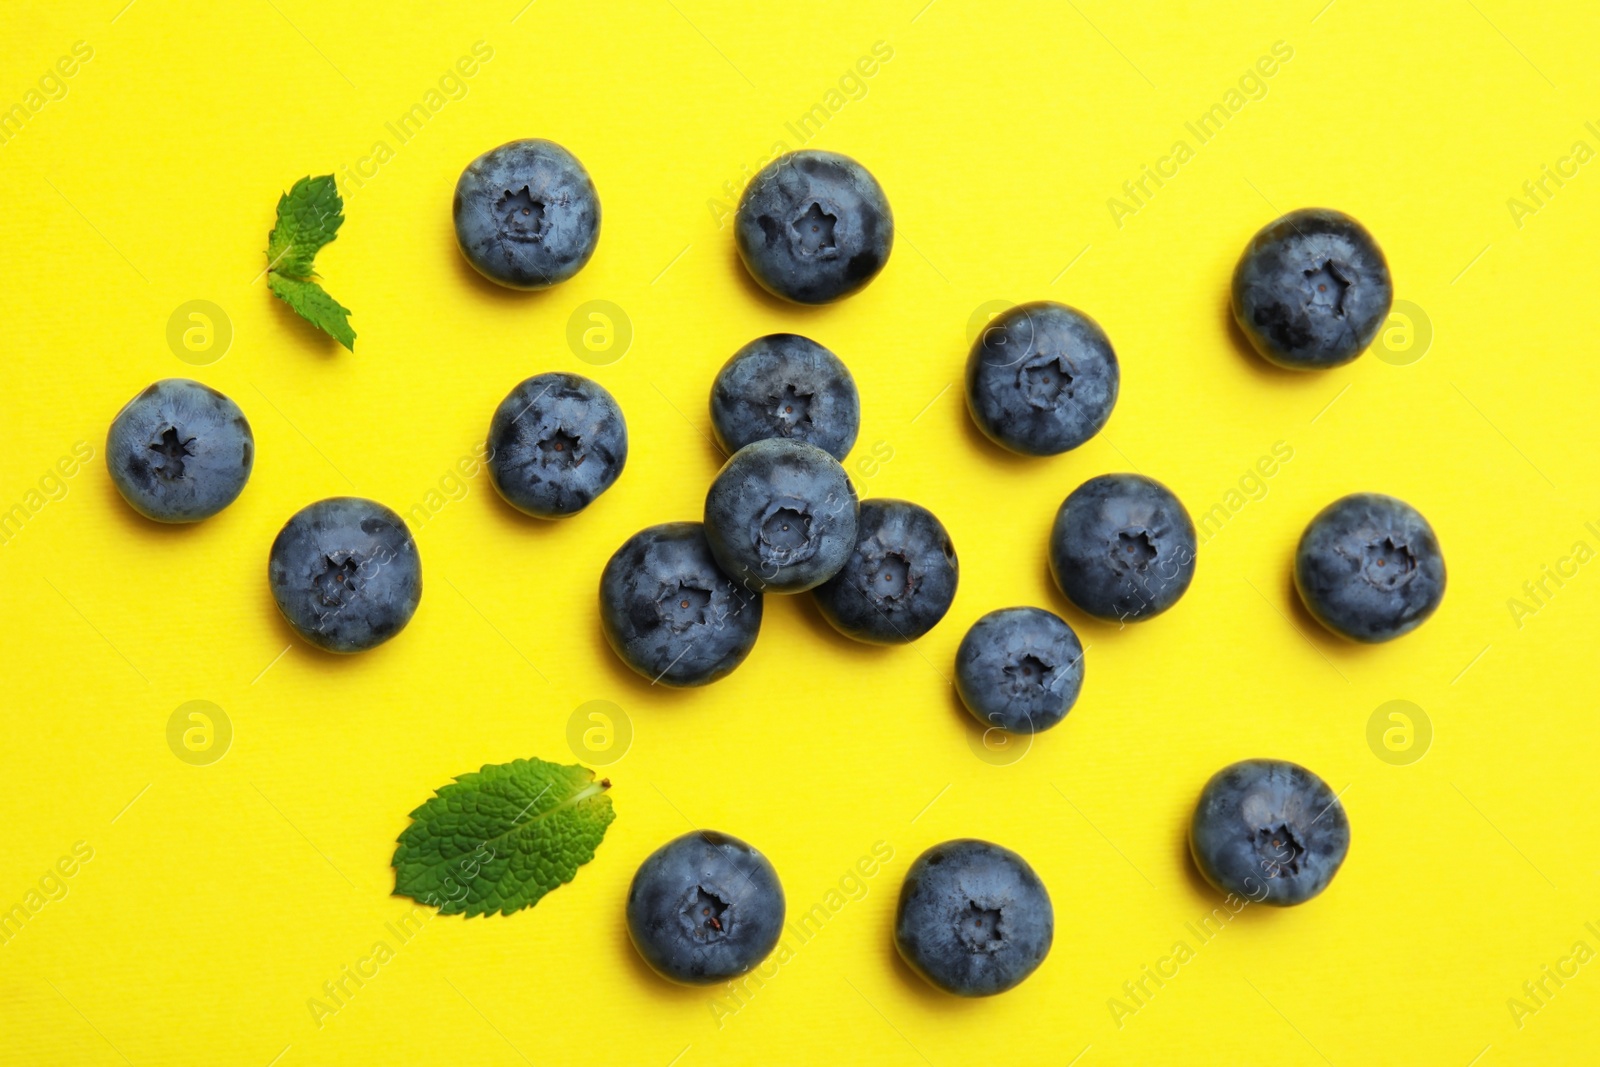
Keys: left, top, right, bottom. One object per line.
{"left": 884, "top": 923, "right": 987, "bottom": 1011}
{"left": 99, "top": 474, "right": 212, "bottom": 544}
{"left": 475, "top": 477, "right": 592, "bottom": 538}
{"left": 699, "top": 422, "right": 733, "bottom": 469}
{"left": 1039, "top": 557, "right": 1150, "bottom": 648}
{"left": 1219, "top": 293, "right": 1307, "bottom": 384}
{"left": 614, "top": 916, "right": 708, "bottom": 1004}
{"left": 944, "top": 679, "right": 998, "bottom": 750}
{"left": 256, "top": 569, "right": 418, "bottom": 671}
{"left": 586, "top": 610, "right": 702, "bottom": 701}
{"left": 947, "top": 677, "right": 1057, "bottom": 768}
{"left": 266, "top": 287, "right": 347, "bottom": 359}
{"left": 1172, "top": 815, "right": 1288, "bottom": 928}
{"left": 952, "top": 391, "right": 1046, "bottom": 470}
{"left": 262, "top": 584, "right": 304, "bottom": 649}
{"left": 788, "top": 588, "right": 911, "bottom": 665}
{"left": 944, "top": 675, "right": 973, "bottom": 729}
{"left": 726, "top": 245, "right": 833, "bottom": 320}
{"left": 1173, "top": 813, "right": 1216, "bottom": 903}
{"left": 1281, "top": 566, "right": 1370, "bottom": 670}
{"left": 259, "top": 576, "right": 327, "bottom": 664}
{"left": 448, "top": 223, "right": 561, "bottom": 308}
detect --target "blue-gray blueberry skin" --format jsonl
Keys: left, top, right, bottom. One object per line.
{"left": 966, "top": 302, "right": 1119, "bottom": 456}
{"left": 955, "top": 607, "right": 1083, "bottom": 735}
{"left": 453, "top": 139, "right": 601, "bottom": 290}
{"left": 1294, "top": 492, "right": 1445, "bottom": 642}
{"left": 812, "top": 499, "right": 957, "bottom": 644}
{"left": 268, "top": 497, "right": 422, "bottom": 654}
{"left": 710, "top": 334, "right": 860, "bottom": 460}
{"left": 627, "top": 830, "right": 785, "bottom": 985}
{"left": 106, "top": 379, "right": 253, "bottom": 523}
{"left": 1232, "top": 208, "right": 1392, "bottom": 369}
{"left": 486, "top": 372, "right": 627, "bottom": 518}
{"left": 1050, "top": 473, "right": 1197, "bottom": 622}
{"left": 703, "top": 438, "right": 858, "bottom": 593}
{"left": 600, "top": 522, "right": 763, "bottom": 687}
{"left": 1189, "top": 758, "right": 1351, "bottom": 907}
{"left": 734, "top": 149, "right": 893, "bottom": 304}
{"left": 895, "top": 839, "right": 1053, "bottom": 997}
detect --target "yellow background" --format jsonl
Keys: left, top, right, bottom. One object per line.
{"left": 2, "top": 1, "right": 1597, "bottom": 1064}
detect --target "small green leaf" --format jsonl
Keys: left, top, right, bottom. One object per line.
{"left": 393, "top": 758, "right": 615, "bottom": 917}
{"left": 266, "top": 174, "right": 356, "bottom": 351}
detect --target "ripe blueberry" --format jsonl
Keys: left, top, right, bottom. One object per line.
{"left": 1190, "top": 758, "right": 1351, "bottom": 906}
{"left": 895, "top": 839, "right": 1053, "bottom": 996}
{"left": 703, "top": 438, "right": 858, "bottom": 593}
{"left": 486, "top": 372, "right": 627, "bottom": 518}
{"left": 710, "top": 333, "right": 860, "bottom": 461}
{"left": 600, "top": 522, "right": 763, "bottom": 687}
{"left": 735, "top": 149, "right": 893, "bottom": 304}
{"left": 106, "top": 378, "right": 253, "bottom": 523}
{"left": 955, "top": 607, "right": 1083, "bottom": 735}
{"left": 627, "top": 830, "right": 785, "bottom": 985}
{"left": 1294, "top": 492, "right": 1445, "bottom": 642}
{"left": 269, "top": 497, "right": 422, "bottom": 654}
{"left": 1050, "top": 473, "right": 1197, "bottom": 622}
{"left": 454, "top": 139, "right": 600, "bottom": 290}
{"left": 966, "top": 301, "right": 1119, "bottom": 456}
{"left": 811, "top": 499, "right": 957, "bottom": 644}
{"left": 1232, "top": 208, "right": 1393, "bottom": 369}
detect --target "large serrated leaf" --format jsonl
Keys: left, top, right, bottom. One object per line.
{"left": 393, "top": 758, "right": 615, "bottom": 917}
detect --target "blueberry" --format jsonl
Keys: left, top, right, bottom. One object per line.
{"left": 626, "top": 830, "right": 785, "bottom": 985}
{"left": 734, "top": 150, "right": 893, "bottom": 304}
{"left": 106, "top": 378, "right": 253, "bottom": 523}
{"left": 895, "top": 839, "right": 1053, "bottom": 997}
{"left": 1050, "top": 473, "right": 1197, "bottom": 622}
{"left": 811, "top": 499, "right": 957, "bottom": 644}
{"left": 1232, "top": 208, "right": 1393, "bottom": 370}
{"left": 710, "top": 334, "right": 860, "bottom": 460}
{"left": 955, "top": 607, "right": 1083, "bottom": 735}
{"left": 269, "top": 497, "right": 422, "bottom": 654}
{"left": 600, "top": 522, "right": 763, "bottom": 686}
{"left": 453, "top": 139, "right": 601, "bottom": 290}
{"left": 1189, "top": 758, "right": 1350, "bottom": 907}
{"left": 966, "top": 302, "right": 1119, "bottom": 456}
{"left": 1294, "top": 493, "right": 1445, "bottom": 642}
{"left": 486, "top": 372, "right": 627, "bottom": 518}
{"left": 703, "top": 439, "right": 858, "bottom": 593}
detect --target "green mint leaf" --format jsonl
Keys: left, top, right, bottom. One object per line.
{"left": 266, "top": 174, "right": 356, "bottom": 351}
{"left": 393, "top": 757, "right": 615, "bottom": 917}
{"left": 267, "top": 175, "right": 343, "bottom": 278}
{"left": 267, "top": 274, "right": 356, "bottom": 351}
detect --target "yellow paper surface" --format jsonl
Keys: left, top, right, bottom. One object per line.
{"left": 2, "top": 2, "right": 1597, "bottom": 1064}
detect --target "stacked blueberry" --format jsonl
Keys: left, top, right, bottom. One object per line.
{"left": 103, "top": 135, "right": 1440, "bottom": 997}
{"left": 597, "top": 152, "right": 961, "bottom": 686}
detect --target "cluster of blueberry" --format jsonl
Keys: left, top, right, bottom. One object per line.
{"left": 103, "top": 138, "right": 1444, "bottom": 996}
